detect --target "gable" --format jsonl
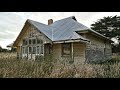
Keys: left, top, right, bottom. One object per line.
{"left": 13, "top": 20, "right": 52, "bottom": 47}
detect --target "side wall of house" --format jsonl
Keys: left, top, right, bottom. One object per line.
{"left": 52, "top": 42, "right": 86, "bottom": 65}
{"left": 82, "top": 33, "right": 112, "bottom": 63}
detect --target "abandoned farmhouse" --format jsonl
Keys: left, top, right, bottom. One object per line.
{"left": 13, "top": 16, "right": 113, "bottom": 64}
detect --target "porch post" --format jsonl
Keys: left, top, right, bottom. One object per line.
{"left": 71, "top": 42, "right": 74, "bottom": 60}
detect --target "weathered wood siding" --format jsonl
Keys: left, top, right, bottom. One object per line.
{"left": 16, "top": 24, "right": 52, "bottom": 59}
{"left": 52, "top": 42, "right": 86, "bottom": 64}
{"left": 73, "top": 42, "right": 85, "bottom": 64}
{"left": 82, "top": 33, "right": 112, "bottom": 63}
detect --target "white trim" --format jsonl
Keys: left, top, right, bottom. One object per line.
{"left": 53, "top": 39, "right": 89, "bottom": 44}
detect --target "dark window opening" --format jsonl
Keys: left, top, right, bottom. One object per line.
{"left": 29, "top": 39, "right": 31, "bottom": 44}
{"left": 33, "top": 39, "right": 36, "bottom": 44}
{"left": 40, "top": 45, "right": 43, "bottom": 54}
{"left": 29, "top": 47, "right": 32, "bottom": 54}
{"left": 47, "top": 44, "right": 52, "bottom": 54}
{"left": 37, "top": 39, "right": 40, "bottom": 44}
{"left": 23, "top": 39, "right": 27, "bottom": 45}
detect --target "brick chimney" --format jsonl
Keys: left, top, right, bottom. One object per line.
{"left": 48, "top": 19, "right": 53, "bottom": 25}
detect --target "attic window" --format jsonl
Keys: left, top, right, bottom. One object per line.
{"left": 62, "top": 43, "right": 71, "bottom": 56}
{"left": 23, "top": 39, "right": 27, "bottom": 45}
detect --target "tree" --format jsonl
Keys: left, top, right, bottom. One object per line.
{"left": 91, "top": 15, "right": 120, "bottom": 53}
{"left": 0, "top": 46, "right": 2, "bottom": 52}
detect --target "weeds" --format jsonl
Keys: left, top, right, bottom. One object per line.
{"left": 0, "top": 52, "right": 120, "bottom": 78}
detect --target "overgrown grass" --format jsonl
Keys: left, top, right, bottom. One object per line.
{"left": 0, "top": 52, "right": 120, "bottom": 78}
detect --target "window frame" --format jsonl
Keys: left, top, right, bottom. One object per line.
{"left": 61, "top": 43, "right": 71, "bottom": 56}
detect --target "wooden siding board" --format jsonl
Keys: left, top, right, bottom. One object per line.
{"left": 85, "top": 33, "right": 112, "bottom": 63}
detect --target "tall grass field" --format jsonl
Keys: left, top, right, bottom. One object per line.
{"left": 0, "top": 52, "right": 120, "bottom": 78}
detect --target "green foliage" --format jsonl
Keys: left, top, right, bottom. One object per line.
{"left": 91, "top": 15, "right": 120, "bottom": 38}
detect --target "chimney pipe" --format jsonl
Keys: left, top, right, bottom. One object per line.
{"left": 48, "top": 19, "right": 53, "bottom": 25}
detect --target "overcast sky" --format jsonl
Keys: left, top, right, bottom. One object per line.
{"left": 0, "top": 12, "right": 120, "bottom": 48}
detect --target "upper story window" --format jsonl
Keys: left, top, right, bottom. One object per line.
{"left": 23, "top": 39, "right": 27, "bottom": 45}
{"left": 33, "top": 39, "right": 36, "bottom": 44}
{"left": 37, "top": 39, "right": 43, "bottom": 44}
{"left": 62, "top": 43, "right": 71, "bottom": 56}
{"left": 29, "top": 39, "right": 32, "bottom": 44}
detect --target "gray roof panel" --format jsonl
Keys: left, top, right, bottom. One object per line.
{"left": 27, "top": 16, "right": 111, "bottom": 42}
{"left": 28, "top": 19, "right": 53, "bottom": 40}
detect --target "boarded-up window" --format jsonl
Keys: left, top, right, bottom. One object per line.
{"left": 62, "top": 43, "right": 71, "bottom": 56}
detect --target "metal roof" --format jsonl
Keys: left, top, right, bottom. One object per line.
{"left": 28, "top": 19, "right": 53, "bottom": 40}
{"left": 28, "top": 16, "right": 111, "bottom": 42}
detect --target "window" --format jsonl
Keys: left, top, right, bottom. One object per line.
{"left": 29, "top": 39, "right": 31, "bottom": 44}
{"left": 37, "top": 39, "right": 40, "bottom": 44}
{"left": 29, "top": 47, "right": 32, "bottom": 54}
{"left": 37, "top": 39, "right": 43, "bottom": 44}
{"left": 37, "top": 46, "right": 39, "bottom": 54}
{"left": 23, "top": 39, "right": 27, "bottom": 45}
{"left": 33, "top": 47, "right": 36, "bottom": 54}
{"left": 23, "top": 39, "right": 25, "bottom": 45}
{"left": 25, "top": 47, "right": 28, "bottom": 54}
{"left": 40, "top": 45, "right": 43, "bottom": 54}
{"left": 62, "top": 43, "right": 71, "bottom": 56}
{"left": 33, "top": 39, "right": 36, "bottom": 44}
{"left": 47, "top": 44, "right": 51, "bottom": 54}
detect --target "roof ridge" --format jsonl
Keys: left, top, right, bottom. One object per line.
{"left": 27, "top": 19, "right": 48, "bottom": 26}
